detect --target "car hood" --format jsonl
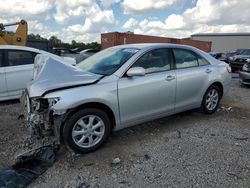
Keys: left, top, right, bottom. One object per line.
{"left": 27, "top": 55, "right": 103, "bottom": 97}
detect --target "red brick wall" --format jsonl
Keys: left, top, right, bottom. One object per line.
{"left": 101, "top": 32, "right": 212, "bottom": 52}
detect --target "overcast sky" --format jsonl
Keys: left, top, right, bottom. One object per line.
{"left": 1, "top": 0, "right": 250, "bottom": 43}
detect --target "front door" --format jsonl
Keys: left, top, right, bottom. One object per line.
{"left": 118, "top": 48, "right": 176, "bottom": 126}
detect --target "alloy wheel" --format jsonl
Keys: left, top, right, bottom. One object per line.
{"left": 72, "top": 115, "right": 105, "bottom": 148}
{"left": 205, "top": 89, "right": 219, "bottom": 111}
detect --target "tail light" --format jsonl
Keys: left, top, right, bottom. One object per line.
{"left": 227, "top": 66, "right": 232, "bottom": 73}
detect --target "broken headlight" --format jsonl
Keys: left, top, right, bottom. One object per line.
{"left": 30, "top": 97, "right": 60, "bottom": 112}
{"left": 47, "top": 97, "right": 60, "bottom": 107}
{"left": 30, "top": 98, "right": 49, "bottom": 112}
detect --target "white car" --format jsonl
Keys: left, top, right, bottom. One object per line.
{"left": 0, "top": 45, "right": 75, "bottom": 101}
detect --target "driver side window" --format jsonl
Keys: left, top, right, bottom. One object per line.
{"left": 131, "top": 48, "right": 170, "bottom": 74}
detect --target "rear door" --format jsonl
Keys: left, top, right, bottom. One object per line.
{"left": 172, "top": 48, "right": 212, "bottom": 112}
{"left": 0, "top": 50, "right": 8, "bottom": 100}
{"left": 5, "top": 49, "right": 37, "bottom": 98}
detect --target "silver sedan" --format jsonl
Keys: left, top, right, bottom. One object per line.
{"left": 23, "top": 43, "right": 231, "bottom": 153}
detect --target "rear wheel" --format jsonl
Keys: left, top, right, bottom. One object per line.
{"left": 201, "top": 85, "right": 221, "bottom": 114}
{"left": 63, "top": 108, "right": 111, "bottom": 153}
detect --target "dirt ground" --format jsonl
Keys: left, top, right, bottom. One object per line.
{"left": 0, "top": 79, "right": 250, "bottom": 188}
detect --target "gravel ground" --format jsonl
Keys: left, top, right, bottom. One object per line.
{"left": 0, "top": 79, "right": 250, "bottom": 188}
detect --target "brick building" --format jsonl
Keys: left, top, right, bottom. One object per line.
{"left": 101, "top": 32, "right": 212, "bottom": 52}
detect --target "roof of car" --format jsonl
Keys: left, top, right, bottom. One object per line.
{"left": 0, "top": 45, "right": 43, "bottom": 53}
{"left": 0, "top": 45, "right": 68, "bottom": 59}
{"left": 113, "top": 43, "right": 198, "bottom": 50}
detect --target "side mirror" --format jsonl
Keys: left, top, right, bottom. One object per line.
{"left": 127, "top": 67, "right": 146, "bottom": 77}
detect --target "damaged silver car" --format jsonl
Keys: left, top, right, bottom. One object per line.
{"left": 22, "top": 44, "right": 231, "bottom": 153}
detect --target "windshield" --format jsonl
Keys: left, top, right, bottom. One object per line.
{"left": 77, "top": 47, "right": 139, "bottom": 75}
{"left": 241, "top": 49, "right": 250, "bottom": 55}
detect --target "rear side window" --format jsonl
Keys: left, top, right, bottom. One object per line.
{"left": 173, "top": 49, "right": 198, "bottom": 69}
{"left": 173, "top": 48, "right": 210, "bottom": 68}
{"left": 132, "top": 48, "right": 171, "bottom": 74}
{"left": 7, "top": 50, "right": 37, "bottom": 66}
{"left": 198, "top": 56, "right": 210, "bottom": 66}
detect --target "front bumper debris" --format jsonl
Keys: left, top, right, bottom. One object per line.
{"left": 27, "top": 111, "right": 52, "bottom": 136}
{"left": 20, "top": 92, "right": 66, "bottom": 146}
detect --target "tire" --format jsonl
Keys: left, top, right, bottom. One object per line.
{"left": 200, "top": 85, "right": 221, "bottom": 114}
{"left": 63, "top": 108, "right": 111, "bottom": 153}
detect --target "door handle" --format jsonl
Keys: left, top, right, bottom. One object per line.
{"left": 165, "top": 75, "right": 175, "bottom": 81}
{"left": 205, "top": 69, "right": 212, "bottom": 73}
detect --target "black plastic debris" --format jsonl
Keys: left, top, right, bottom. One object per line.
{"left": 0, "top": 146, "right": 56, "bottom": 188}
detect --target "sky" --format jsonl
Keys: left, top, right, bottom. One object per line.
{"left": 0, "top": 0, "right": 250, "bottom": 43}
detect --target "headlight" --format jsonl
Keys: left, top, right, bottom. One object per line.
{"left": 30, "top": 98, "right": 41, "bottom": 112}
{"left": 30, "top": 97, "right": 60, "bottom": 111}
{"left": 47, "top": 97, "right": 60, "bottom": 107}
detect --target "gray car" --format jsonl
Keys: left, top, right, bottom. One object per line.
{"left": 22, "top": 44, "right": 231, "bottom": 153}
{"left": 239, "top": 61, "right": 250, "bottom": 85}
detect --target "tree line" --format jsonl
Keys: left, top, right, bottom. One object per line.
{"left": 28, "top": 33, "right": 101, "bottom": 50}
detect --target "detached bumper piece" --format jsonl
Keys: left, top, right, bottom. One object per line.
{"left": 0, "top": 146, "right": 56, "bottom": 188}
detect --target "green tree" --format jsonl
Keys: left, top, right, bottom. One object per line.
{"left": 71, "top": 40, "right": 77, "bottom": 48}
{"left": 28, "top": 33, "right": 47, "bottom": 40}
{"left": 28, "top": 33, "right": 101, "bottom": 50}
{"left": 49, "top": 36, "right": 62, "bottom": 47}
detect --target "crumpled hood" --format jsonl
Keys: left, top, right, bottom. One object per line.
{"left": 27, "top": 55, "right": 103, "bottom": 97}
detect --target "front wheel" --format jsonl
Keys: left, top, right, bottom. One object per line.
{"left": 200, "top": 85, "right": 221, "bottom": 114}
{"left": 63, "top": 108, "right": 111, "bottom": 153}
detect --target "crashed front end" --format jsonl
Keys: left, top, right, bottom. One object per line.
{"left": 21, "top": 54, "right": 103, "bottom": 147}
{"left": 20, "top": 91, "right": 66, "bottom": 147}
